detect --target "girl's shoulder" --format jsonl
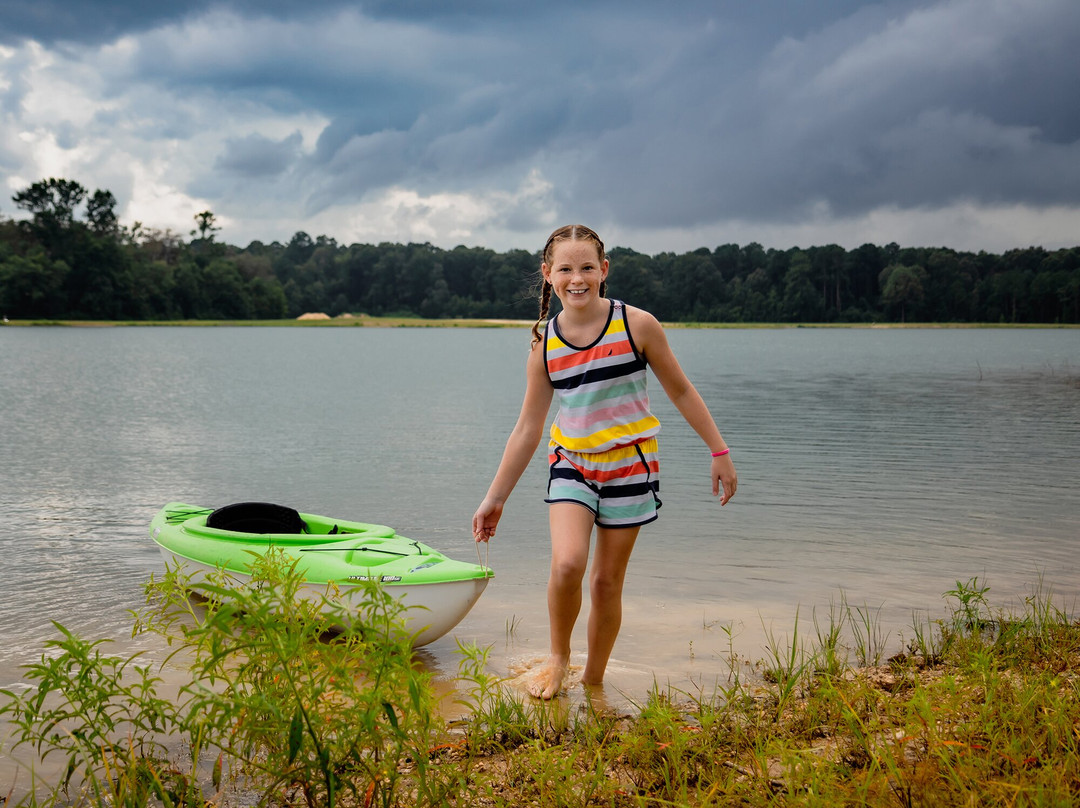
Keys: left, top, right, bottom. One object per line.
{"left": 620, "top": 303, "right": 667, "bottom": 356}
{"left": 622, "top": 303, "right": 663, "bottom": 334}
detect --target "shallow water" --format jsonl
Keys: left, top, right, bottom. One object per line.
{"left": 1, "top": 325, "right": 1078, "bottom": 723}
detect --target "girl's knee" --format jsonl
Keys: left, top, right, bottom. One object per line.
{"left": 590, "top": 572, "right": 625, "bottom": 603}
{"left": 550, "top": 557, "right": 587, "bottom": 586}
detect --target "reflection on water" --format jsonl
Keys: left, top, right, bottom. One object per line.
{"left": 1, "top": 326, "right": 1078, "bottom": 721}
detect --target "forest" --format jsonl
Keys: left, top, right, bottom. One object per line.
{"left": 2, "top": 178, "right": 1078, "bottom": 324}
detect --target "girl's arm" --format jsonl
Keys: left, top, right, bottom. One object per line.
{"left": 472, "top": 342, "right": 554, "bottom": 540}
{"left": 627, "top": 307, "right": 738, "bottom": 505}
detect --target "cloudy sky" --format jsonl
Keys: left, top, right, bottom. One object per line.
{"left": 1, "top": 0, "right": 1077, "bottom": 255}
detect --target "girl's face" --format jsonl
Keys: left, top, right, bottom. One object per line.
{"left": 542, "top": 239, "right": 608, "bottom": 310}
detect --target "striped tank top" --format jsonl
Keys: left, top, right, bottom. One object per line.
{"left": 544, "top": 299, "right": 661, "bottom": 453}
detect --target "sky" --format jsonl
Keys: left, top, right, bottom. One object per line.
{"left": 1, "top": 0, "right": 1078, "bottom": 255}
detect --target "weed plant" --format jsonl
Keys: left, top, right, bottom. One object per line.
{"left": 2, "top": 553, "right": 445, "bottom": 807}
{"left": 2, "top": 570, "right": 1078, "bottom": 806}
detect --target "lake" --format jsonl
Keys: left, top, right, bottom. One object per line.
{"left": 1, "top": 325, "right": 1078, "bottom": 715}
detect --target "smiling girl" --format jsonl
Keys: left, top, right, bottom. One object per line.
{"left": 472, "top": 224, "right": 737, "bottom": 699}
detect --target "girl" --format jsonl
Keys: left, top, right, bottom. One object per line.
{"left": 472, "top": 224, "right": 737, "bottom": 699}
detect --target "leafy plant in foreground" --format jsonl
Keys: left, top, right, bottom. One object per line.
{"left": 2, "top": 553, "right": 444, "bottom": 807}
{"left": 138, "top": 552, "right": 441, "bottom": 808}
{"left": 0, "top": 625, "right": 199, "bottom": 806}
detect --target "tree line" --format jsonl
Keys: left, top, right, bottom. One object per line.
{"left": 2, "top": 178, "right": 1078, "bottom": 323}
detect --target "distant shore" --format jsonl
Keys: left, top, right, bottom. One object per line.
{"left": 3, "top": 317, "right": 1077, "bottom": 329}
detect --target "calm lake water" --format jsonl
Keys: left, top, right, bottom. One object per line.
{"left": 1, "top": 325, "right": 1078, "bottom": 717}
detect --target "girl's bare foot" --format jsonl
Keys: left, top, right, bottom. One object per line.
{"left": 527, "top": 657, "right": 569, "bottom": 699}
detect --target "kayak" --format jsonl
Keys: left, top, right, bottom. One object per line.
{"left": 149, "top": 501, "right": 493, "bottom": 647}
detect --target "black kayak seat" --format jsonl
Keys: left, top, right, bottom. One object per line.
{"left": 206, "top": 502, "right": 307, "bottom": 534}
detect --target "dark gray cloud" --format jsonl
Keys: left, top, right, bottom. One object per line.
{"left": 0, "top": 0, "right": 340, "bottom": 45}
{"left": 216, "top": 131, "right": 303, "bottom": 178}
{"left": 1, "top": 0, "right": 1076, "bottom": 252}
{"left": 0, "top": 0, "right": 639, "bottom": 47}
{"left": 581, "top": 0, "right": 1080, "bottom": 229}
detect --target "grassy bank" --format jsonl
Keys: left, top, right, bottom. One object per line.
{"left": 0, "top": 316, "right": 533, "bottom": 328}
{"left": 2, "top": 565, "right": 1078, "bottom": 806}
{"left": 3, "top": 317, "right": 1078, "bottom": 329}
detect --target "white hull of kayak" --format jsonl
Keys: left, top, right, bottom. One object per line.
{"left": 156, "top": 546, "right": 489, "bottom": 647}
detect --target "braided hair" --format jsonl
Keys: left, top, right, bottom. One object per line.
{"left": 530, "top": 224, "right": 607, "bottom": 346}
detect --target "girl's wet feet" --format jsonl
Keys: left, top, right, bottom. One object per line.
{"left": 527, "top": 657, "right": 569, "bottom": 699}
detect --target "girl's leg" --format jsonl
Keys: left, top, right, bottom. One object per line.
{"left": 581, "top": 524, "right": 640, "bottom": 687}
{"left": 531, "top": 502, "right": 594, "bottom": 699}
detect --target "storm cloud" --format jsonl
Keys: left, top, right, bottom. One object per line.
{"left": 0, "top": 0, "right": 1077, "bottom": 253}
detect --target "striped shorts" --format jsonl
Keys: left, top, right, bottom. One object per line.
{"left": 545, "top": 438, "right": 662, "bottom": 528}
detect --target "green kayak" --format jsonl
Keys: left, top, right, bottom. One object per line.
{"left": 149, "top": 501, "right": 493, "bottom": 647}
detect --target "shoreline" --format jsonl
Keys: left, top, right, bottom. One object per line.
{"left": 2, "top": 317, "right": 1077, "bottom": 329}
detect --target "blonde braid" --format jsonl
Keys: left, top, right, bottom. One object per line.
{"left": 531, "top": 280, "right": 551, "bottom": 346}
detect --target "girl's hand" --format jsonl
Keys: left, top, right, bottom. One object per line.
{"left": 472, "top": 497, "right": 504, "bottom": 542}
{"left": 711, "top": 454, "right": 737, "bottom": 505}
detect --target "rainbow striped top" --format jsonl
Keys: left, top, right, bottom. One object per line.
{"left": 544, "top": 300, "right": 661, "bottom": 453}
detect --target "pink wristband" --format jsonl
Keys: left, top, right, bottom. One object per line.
{"left": 711, "top": 449, "right": 730, "bottom": 457}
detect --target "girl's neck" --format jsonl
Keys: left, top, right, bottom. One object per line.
{"left": 556, "top": 297, "right": 611, "bottom": 345}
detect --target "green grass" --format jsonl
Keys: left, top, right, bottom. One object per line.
{"left": 2, "top": 564, "right": 1078, "bottom": 806}
{"left": 4, "top": 317, "right": 1078, "bottom": 329}
{"left": 0, "top": 316, "right": 534, "bottom": 328}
